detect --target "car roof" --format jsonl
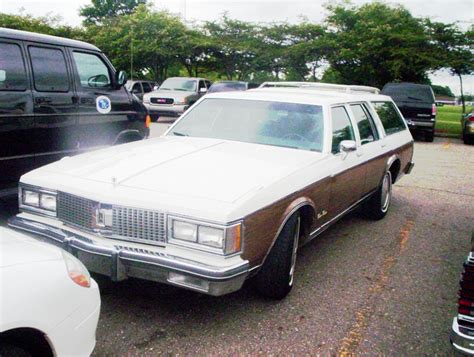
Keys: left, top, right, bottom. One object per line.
{"left": 0, "top": 27, "right": 100, "bottom": 51}
{"left": 164, "top": 77, "right": 209, "bottom": 81}
{"left": 204, "top": 87, "right": 392, "bottom": 106}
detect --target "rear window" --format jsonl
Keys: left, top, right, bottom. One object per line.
{"left": 372, "top": 102, "right": 406, "bottom": 135}
{"left": 382, "top": 84, "right": 434, "bottom": 103}
{"left": 0, "top": 42, "right": 27, "bottom": 91}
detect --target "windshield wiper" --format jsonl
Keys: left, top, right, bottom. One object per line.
{"left": 172, "top": 131, "right": 188, "bottom": 137}
{"left": 407, "top": 96, "right": 423, "bottom": 101}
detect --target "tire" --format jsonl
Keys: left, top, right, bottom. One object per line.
{"left": 425, "top": 131, "right": 434, "bottom": 142}
{"left": 254, "top": 213, "right": 301, "bottom": 299}
{"left": 463, "top": 133, "right": 474, "bottom": 145}
{"left": 0, "top": 343, "right": 31, "bottom": 357}
{"left": 363, "top": 170, "right": 392, "bottom": 220}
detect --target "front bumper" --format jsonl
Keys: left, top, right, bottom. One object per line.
{"left": 144, "top": 103, "right": 188, "bottom": 117}
{"left": 9, "top": 216, "right": 249, "bottom": 296}
{"left": 451, "top": 317, "right": 474, "bottom": 355}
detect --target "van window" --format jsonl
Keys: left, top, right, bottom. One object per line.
{"left": 350, "top": 104, "right": 378, "bottom": 144}
{"left": 0, "top": 42, "right": 28, "bottom": 91}
{"left": 29, "top": 46, "right": 69, "bottom": 92}
{"left": 372, "top": 101, "right": 406, "bottom": 135}
{"left": 73, "top": 52, "right": 111, "bottom": 88}
{"left": 331, "top": 106, "right": 355, "bottom": 153}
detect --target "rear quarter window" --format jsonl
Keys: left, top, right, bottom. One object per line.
{"left": 0, "top": 42, "right": 28, "bottom": 91}
{"left": 372, "top": 101, "right": 406, "bottom": 135}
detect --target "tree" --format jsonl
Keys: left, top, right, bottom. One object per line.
{"left": 431, "top": 85, "right": 455, "bottom": 98}
{"left": 203, "top": 15, "right": 258, "bottom": 80}
{"left": 80, "top": 0, "right": 148, "bottom": 25}
{"left": 427, "top": 21, "right": 474, "bottom": 112}
{"left": 323, "top": 2, "right": 435, "bottom": 88}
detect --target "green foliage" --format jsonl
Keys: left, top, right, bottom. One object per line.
{"left": 80, "top": 0, "right": 148, "bottom": 25}
{"left": 432, "top": 85, "right": 454, "bottom": 98}
{"left": 323, "top": 2, "right": 434, "bottom": 88}
{"left": 0, "top": 1, "right": 472, "bottom": 89}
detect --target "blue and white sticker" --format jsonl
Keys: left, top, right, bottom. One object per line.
{"left": 96, "top": 95, "right": 111, "bottom": 114}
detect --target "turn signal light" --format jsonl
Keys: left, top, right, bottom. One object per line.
{"left": 145, "top": 114, "right": 151, "bottom": 128}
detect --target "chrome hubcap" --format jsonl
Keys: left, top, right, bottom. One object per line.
{"left": 289, "top": 216, "right": 301, "bottom": 286}
{"left": 381, "top": 172, "right": 392, "bottom": 212}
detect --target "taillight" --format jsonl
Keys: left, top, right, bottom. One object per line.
{"left": 145, "top": 114, "right": 151, "bottom": 128}
{"left": 432, "top": 103, "right": 437, "bottom": 116}
{"left": 468, "top": 115, "right": 474, "bottom": 123}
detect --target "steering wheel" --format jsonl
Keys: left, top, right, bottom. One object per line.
{"left": 283, "top": 133, "right": 308, "bottom": 142}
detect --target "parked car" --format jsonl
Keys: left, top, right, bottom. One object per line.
{"left": 207, "top": 81, "right": 248, "bottom": 93}
{"left": 0, "top": 227, "right": 100, "bottom": 356}
{"left": 143, "top": 77, "right": 212, "bottom": 120}
{"left": 125, "top": 80, "right": 157, "bottom": 101}
{"left": 462, "top": 111, "right": 474, "bottom": 145}
{"left": 9, "top": 84, "right": 414, "bottom": 299}
{"left": 450, "top": 244, "right": 474, "bottom": 354}
{"left": 381, "top": 82, "right": 437, "bottom": 142}
{"left": 0, "top": 28, "right": 150, "bottom": 196}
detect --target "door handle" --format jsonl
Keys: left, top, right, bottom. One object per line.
{"left": 35, "top": 97, "right": 52, "bottom": 104}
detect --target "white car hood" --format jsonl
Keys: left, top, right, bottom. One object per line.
{"left": 32, "top": 137, "right": 325, "bottom": 204}
{"left": 0, "top": 227, "right": 63, "bottom": 268}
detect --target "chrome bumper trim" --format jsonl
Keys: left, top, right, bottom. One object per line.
{"left": 451, "top": 317, "right": 474, "bottom": 354}
{"left": 9, "top": 216, "right": 249, "bottom": 296}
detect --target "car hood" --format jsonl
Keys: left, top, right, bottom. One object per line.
{"left": 146, "top": 90, "right": 195, "bottom": 100}
{"left": 30, "top": 137, "right": 326, "bottom": 204}
{"left": 0, "top": 227, "right": 63, "bottom": 268}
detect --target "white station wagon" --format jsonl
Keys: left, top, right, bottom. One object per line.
{"left": 10, "top": 84, "right": 414, "bottom": 299}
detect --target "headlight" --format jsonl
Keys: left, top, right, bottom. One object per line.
{"left": 168, "top": 217, "right": 242, "bottom": 255}
{"left": 19, "top": 185, "right": 57, "bottom": 216}
{"left": 174, "top": 99, "right": 188, "bottom": 105}
{"left": 143, "top": 96, "right": 150, "bottom": 104}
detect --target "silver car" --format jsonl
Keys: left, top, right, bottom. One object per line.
{"left": 143, "top": 77, "right": 212, "bottom": 121}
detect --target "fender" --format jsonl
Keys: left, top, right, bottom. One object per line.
{"left": 254, "top": 197, "right": 316, "bottom": 273}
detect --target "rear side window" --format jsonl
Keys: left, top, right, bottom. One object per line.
{"left": 331, "top": 106, "right": 355, "bottom": 153}
{"left": 0, "top": 42, "right": 28, "bottom": 91}
{"left": 350, "top": 104, "right": 379, "bottom": 144}
{"left": 73, "top": 52, "right": 111, "bottom": 88}
{"left": 372, "top": 102, "right": 406, "bottom": 135}
{"left": 29, "top": 46, "right": 69, "bottom": 92}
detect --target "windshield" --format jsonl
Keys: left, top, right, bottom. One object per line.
{"left": 208, "top": 82, "right": 246, "bottom": 93}
{"left": 160, "top": 78, "right": 197, "bottom": 92}
{"left": 167, "top": 98, "right": 324, "bottom": 152}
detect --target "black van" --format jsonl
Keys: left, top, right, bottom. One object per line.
{"left": 381, "top": 83, "right": 436, "bottom": 142}
{"left": 0, "top": 28, "right": 149, "bottom": 195}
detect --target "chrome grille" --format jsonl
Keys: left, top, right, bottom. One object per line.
{"left": 57, "top": 192, "right": 96, "bottom": 230}
{"left": 112, "top": 207, "right": 166, "bottom": 244}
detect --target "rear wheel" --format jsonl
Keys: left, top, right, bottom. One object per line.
{"left": 363, "top": 170, "right": 392, "bottom": 220}
{"left": 425, "top": 130, "right": 434, "bottom": 142}
{"left": 254, "top": 213, "right": 301, "bottom": 299}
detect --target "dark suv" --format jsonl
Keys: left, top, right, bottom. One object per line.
{"left": 382, "top": 83, "right": 436, "bottom": 142}
{"left": 0, "top": 28, "right": 149, "bottom": 195}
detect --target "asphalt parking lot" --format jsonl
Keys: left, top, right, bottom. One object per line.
{"left": 1, "top": 132, "right": 473, "bottom": 355}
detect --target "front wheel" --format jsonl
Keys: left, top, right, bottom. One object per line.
{"left": 363, "top": 170, "right": 392, "bottom": 220}
{"left": 254, "top": 213, "right": 301, "bottom": 299}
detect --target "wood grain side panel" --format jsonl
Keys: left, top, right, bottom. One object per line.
{"left": 242, "top": 177, "right": 331, "bottom": 267}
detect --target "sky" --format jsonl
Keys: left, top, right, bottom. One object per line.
{"left": 0, "top": 0, "right": 472, "bottom": 95}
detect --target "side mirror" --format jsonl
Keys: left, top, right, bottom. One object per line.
{"left": 339, "top": 140, "right": 357, "bottom": 153}
{"left": 116, "top": 71, "right": 127, "bottom": 88}
{"left": 199, "top": 87, "right": 207, "bottom": 94}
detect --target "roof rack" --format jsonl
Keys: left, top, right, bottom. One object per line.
{"left": 258, "top": 81, "right": 380, "bottom": 95}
